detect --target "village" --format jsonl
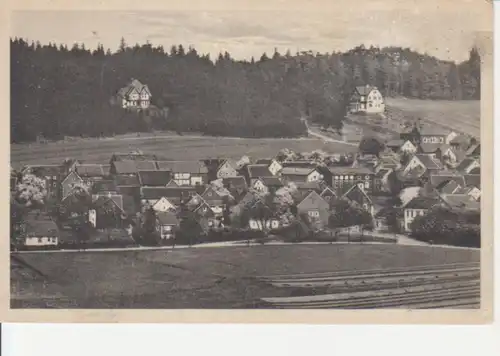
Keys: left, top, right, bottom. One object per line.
{"left": 11, "top": 84, "right": 481, "bottom": 251}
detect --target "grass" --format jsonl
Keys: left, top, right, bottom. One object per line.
{"left": 11, "top": 244, "right": 479, "bottom": 308}
{"left": 385, "top": 97, "right": 480, "bottom": 138}
{"left": 10, "top": 133, "right": 358, "bottom": 169}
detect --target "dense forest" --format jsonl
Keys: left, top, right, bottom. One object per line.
{"left": 10, "top": 38, "right": 481, "bottom": 143}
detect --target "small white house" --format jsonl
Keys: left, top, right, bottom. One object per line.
{"left": 24, "top": 236, "right": 58, "bottom": 247}
{"left": 249, "top": 218, "right": 280, "bottom": 231}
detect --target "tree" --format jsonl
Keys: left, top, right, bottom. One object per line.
{"left": 410, "top": 207, "right": 480, "bottom": 247}
{"left": 14, "top": 174, "right": 47, "bottom": 208}
{"left": 329, "top": 199, "right": 373, "bottom": 230}
{"left": 359, "top": 136, "right": 385, "bottom": 156}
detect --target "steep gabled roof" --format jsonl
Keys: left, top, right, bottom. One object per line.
{"left": 75, "top": 164, "right": 109, "bottom": 177}
{"left": 281, "top": 167, "right": 316, "bottom": 176}
{"left": 439, "top": 194, "right": 480, "bottom": 211}
{"left": 386, "top": 139, "right": 404, "bottom": 148}
{"left": 156, "top": 160, "right": 208, "bottom": 174}
{"left": 297, "top": 190, "right": 328, "bottom": 209}
{"left": 429, "top": 174, "right": 466, "bottom": 188}
{"left": 118, "top": 79, "right": 152, "bottom": 98}
{"left": 138, "top": 170, "right": 172, "bottom": 187}
{"left": 258, "top": 177, "right": 283, "bottom": 188}
{"left": 466, "top": 143, "right": 480, "bottom": 156}
{"left": 327, "top": 166, "right": 373, "bottom": 175}
{"left": 404, "top": 196, "right": 440, "bottom": 210}
{"left": 342, "top": 184, "right": 373, "bottom": 205}
{"left": 114, "top": 174, "right": 140, "bottom": 187}
{"left": 354, "top": 85, "right": 379, "bottom": 96}
{"left": 450, "top": 134, "right": 470, "bottom": 146}
{"left": 141, "top": 187, "right": 195, "bottom": 201}
{"left": 464, "top": 174, "right": 481, "bottom": 189}
{"left": 156, "top": 212, "right": 179, "bottom": 226}
{"left": 414, "top": 154, "right": 443, "bottom": 170}
{"left": 222, "top": 176, "right": 247, "bottom": 190}
{"left": 247, "top": 164, "right": 273, "bottom": 178}
{"left": 24, "top": 218, "right": 59, "bottom": 237}
{"left": 320, "top": 187, "right": 337, "bottom": 198}
{"left": 438, "top": 180, "right": 462, "bottom": 194}
{"left": 456, "top": 158, "right": 479, "bottom": 173}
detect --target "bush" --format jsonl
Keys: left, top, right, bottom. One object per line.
{"left": 410, "top": 208, "right": 480, "bottom": 248}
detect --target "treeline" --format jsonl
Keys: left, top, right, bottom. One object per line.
{"left": 11, "top": 38, "right": 481, "bottom": 143}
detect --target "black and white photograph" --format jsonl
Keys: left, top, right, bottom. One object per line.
{"left": 6, "top": 0, "right": 493, "bottom": 317}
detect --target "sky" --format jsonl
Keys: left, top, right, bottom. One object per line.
{"left": 10, "top": 0, "right": 492, "bottom": 63}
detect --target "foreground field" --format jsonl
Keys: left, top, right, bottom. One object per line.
{"left": 385, "top": 98, "right": 480, "bottom": 138}
{"left": 11, "top": 244, "right": 479, "bottom": 309}
{"left": 11, "top": 134, "right": 358, "bottom": 168}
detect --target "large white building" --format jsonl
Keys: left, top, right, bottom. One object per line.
{"left": 349, "top": 85, "right": 385, "bottom": 114}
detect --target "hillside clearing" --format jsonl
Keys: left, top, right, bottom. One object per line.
{"left": 385, "top": 98, "right": 480, "bottom": 138}
{"left": 10, "top": 133, "right": 358, "bottom": 168}
{"left": 11, "top": 244, "right": 479, "bottom": 309}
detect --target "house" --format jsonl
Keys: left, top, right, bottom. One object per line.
{"left": 319, "top": 187, "right": 337, "bottom": 203}
{"left": 342, "top": 184, "right": 374, "bottom": 216}
{"left": 110, "top": 160, "right": 157, "bottom": 176}
{"left": 327, "top": 166, "right": 374, "bottom": 194}
{"left": 403, "top": 154, "right": 443, "bottom": 175}
{"left": 201, "top": 186, "right": 228, "bottom": 214}
{"left": 252, "top": 177, "right": 284, "bottom": 195}
{"left": 116, "top": 79, "right": 152, "bottom": 109}
{"left": 256, "top": 158, "right": 283, "bottom": 176}
{"left": 138, "top": 170, "right": 172, "bottom": 187}
{"left": 439, "top": 194, "right": 480, "bottom": 212}
{"left": 244, "top": 164, "right": 274, "bottom": 185}
{"left": 456, "top": 158, "right": 480, "bottom": 174}
{"left": 281, "top": 167, "right": 323, "bottom": 184}
{"left": 400, "top": 124, "right": 455, "bottom": 145}
{"left": 215, "top": 159, "right": 240, "bottom": 179}
{"left": 373, "top": 207, "right": 402, "bottom": 232}
{"left": 399, "top": 140, "right": 418, "bottom": 155}
{"left": 89, "top": 195, "right": 129, "bottom": 229}
{"left": 60, "top": 171, "right": 85, "bottom": 200}
{"left": 449, "top": 134, "right": 471, "bottom": 151}
{"left": 247, "top": 200, "right": 281, "bottom": 231}
{"left": 296, "top": 191, "right": 330, "bottom": 228}
{"left": 464, "top": 174, "right": 481, "bottom": 190}
{"left": 155, "top": 212, "right": 179, "bottom": 241}
{"left": 189, "top": 199, "right": 220, "bottom": 230}
{"left": 92, "top": 179, "right": 118, "bottom": 195}
{"left": 385, "top": 139, "right": 405, "bottom": 153}
{"left": 465, "top": 143, "right": 480, "bottom": 158}
{"left": 156, "top": 161, "right": 208, "bottom": 186}
{"left": 349, "top": 85, "right": 385, "bottom": 114}
{"left": 402, "top": 196, "right": 440, "bottom": 232}
{"left": 21, "top": 216, "right": 59, "bottom": 248}
{"left": 75, "top": 164, "right": 110, "bottom": 180}
{"left": 140, "top": 187, "right": 193, "bottom": 213}
{"left": 222, "top": 176, "right": 248, "bottom": 199}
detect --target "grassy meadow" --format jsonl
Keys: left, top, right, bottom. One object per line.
{"left": 11, "top": 244, "right": 479, "bottom": 309}
{"left": 10, "top": 134, "right": 358, "bottom": 168}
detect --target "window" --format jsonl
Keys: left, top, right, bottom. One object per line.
{"left": 308, "top": 210, "right": 319, "bottom": 218}
{"left": 350, "top": 176, "right": 354, "bottom": 180}
{"left": 364, "top": 182, "right": 370, "bottom": 189}
{"left": 165, "top": 225, "right": 172, "bottom": 231}
{"left": 368, "top": 102, "right": 372, "bottom": 108}
{"left": 339, "top": 176, "right": 344, "bottom": 180}
{"left": 334, "top": 176, "right": 339, "bottom": 180}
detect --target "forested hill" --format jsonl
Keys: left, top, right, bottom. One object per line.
{"left": 10, "top": 38, "right": 481, "bottom": 143}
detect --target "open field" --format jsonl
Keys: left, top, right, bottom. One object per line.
{"left": 11, "top": 244, "right": 479, "bottom": 309}
{"left": 385, "top": 97, "right": 480, "bottom": 138}
{"left": 10, "top": 133, "right": 358, "bottom": 168}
